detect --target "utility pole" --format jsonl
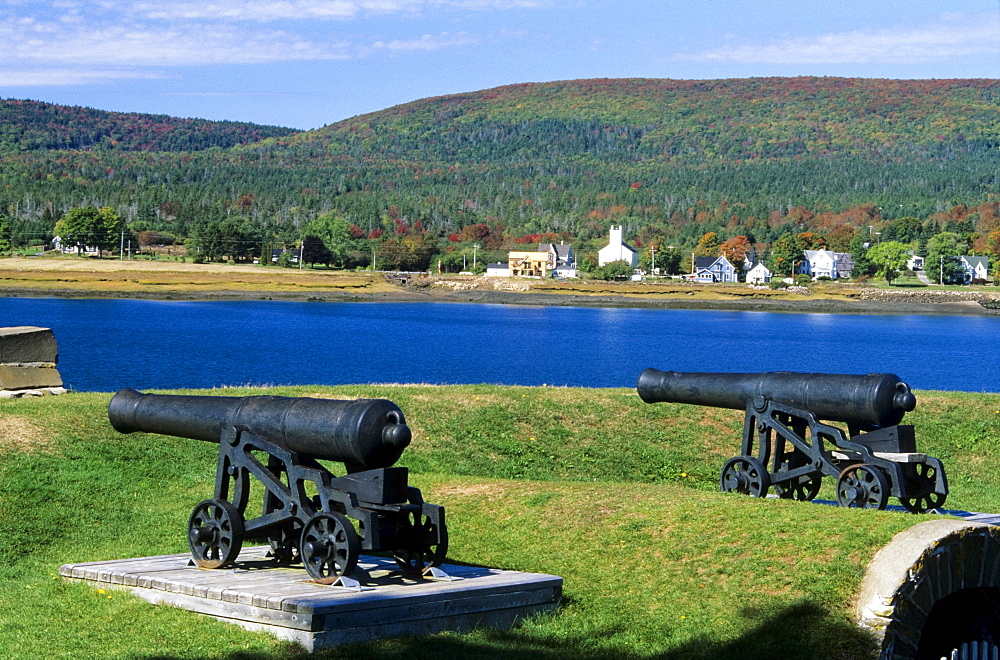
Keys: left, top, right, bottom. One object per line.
{"left": 473, "top": 243, "right": 479, "bottom": 271}
{"left": 120, "top": 230, "right": 124, "bottom": 261}
{"left": 650, "top": 246, "right": 657, "bottom": 275}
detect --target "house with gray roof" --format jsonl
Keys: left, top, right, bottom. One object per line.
{"left": 692, "top": 255, "right": 738, "bottom": 283}
{"left": 960, "top": 256, "right": 989, "bottom": 283}
{"left": 801, "top": 248, "right": 853, "bottom": 280}
{"left": 538, "top": 243, "right": 577, "bottom": 278}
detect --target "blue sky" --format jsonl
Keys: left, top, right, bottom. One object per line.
{"left": 1, "top": 0, "right": 997, "bottom": 130}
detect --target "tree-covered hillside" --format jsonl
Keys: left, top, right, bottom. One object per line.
{"left": 298, "top": 77, "right": 998, "bottom": 162}
{"left": 0, "top": 98, "right": 299, "bottom": 153}
{"left": 0, "top": 78, "right": 996, "bottom": 273}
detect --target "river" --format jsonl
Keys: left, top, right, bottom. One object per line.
{"left": 1, "top": 298, "right": 997, "bottom": 393}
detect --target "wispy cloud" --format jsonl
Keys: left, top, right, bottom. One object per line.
{"left": 370, "top": 31, "right": 477, "bottom": 52}
{"left": 0, "top": 68, "right": 166, "bottom": 86}
{"left": 675, "top": 13, "right": 1000, "bottom": 65}
{"left": 0, "top": 22, "right": 352, "bottom": 67}
{"left": 0, "top": 0, "right": 527, "bottom": 83}
{"left": 129, "top": 0, "right": 547, "bottom": 22}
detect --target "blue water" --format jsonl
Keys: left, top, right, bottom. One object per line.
{"left": 1, "top": 298, "right": 998, "bottom": 393}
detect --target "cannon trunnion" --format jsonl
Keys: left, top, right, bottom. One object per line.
{"left": 637, "top": 369, "right": 948, "bottom": 512}
{"left": 108, "top": 389, "right": 447, "bottom": 583}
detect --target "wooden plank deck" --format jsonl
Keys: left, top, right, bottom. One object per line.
{"left": 59, "top": 546, "right": 562, "bottom": 651}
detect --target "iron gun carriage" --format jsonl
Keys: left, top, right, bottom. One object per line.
{"left": 636, "top": 369, "right": 948, "bottom": 512}
{"left": 108, "top": 389, "right": 447, "bottom": 583}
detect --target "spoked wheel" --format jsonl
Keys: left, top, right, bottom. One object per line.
{"left": 393, "top": 511, "right": 448, "bottom": 577}
{"left": 836, "top": 464, "right": 890, "bottom": 510}
{"left": 300, "top": 512, "right": 359, "bottom": 584}
{"left": 774, "top": 476, "right": 823, "bottom": 502}
{"left": 188, "top": 499, "right": 245, "bottom": 569}
{"left": 267, "top": 524, "right": 302, "bottom": 564}
{"left": 900, "top": 463, "right": 947, "bottom": 513}
{"left": 901, "top": 491, "right": 947, "bottom": 514}
{"left": 720, "top": 456, "right": 770, "bottom": 497}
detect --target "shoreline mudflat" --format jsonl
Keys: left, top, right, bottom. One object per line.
{"left": 1, "top": 257, "right": 997, "bottom": 316}
{"left": 2, "top": 282, "right": 996, "bottom": 317}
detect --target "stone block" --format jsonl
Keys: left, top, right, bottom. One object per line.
{"left": 0, "top": 326, "right": 58, "bottom": 364}
{"left": 0, "top": 365, "right": 63, "bottom": 389}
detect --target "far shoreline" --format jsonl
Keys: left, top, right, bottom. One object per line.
{"left": 1, "top": 256, "right": 996, "bottom": 317}
{"left": 3, "top": 283, "right": 997, "bottom": 317}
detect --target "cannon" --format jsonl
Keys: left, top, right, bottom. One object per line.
{"left": 108, "top": 389, "right": 447, "bottom": 583}
{"left": 637, "top": 369, "right": 948, "bottom": 512}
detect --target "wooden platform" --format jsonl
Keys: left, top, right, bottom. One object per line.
{"left": 59, "top": 546, "right": 563, "bottom": 651}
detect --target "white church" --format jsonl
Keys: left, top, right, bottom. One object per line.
{"left": 597, "top": 226, "right": 638, "bottom": 267}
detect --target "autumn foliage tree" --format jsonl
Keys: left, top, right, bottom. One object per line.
{"left": 719, "top": 235, "right": 752, "bottom": 271}
{"left": 693, "top": 232, "right": 720, "bottom": 258}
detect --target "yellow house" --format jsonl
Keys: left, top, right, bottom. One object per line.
{"left": 508, "top": 251, "right": 549, "bottom": 277}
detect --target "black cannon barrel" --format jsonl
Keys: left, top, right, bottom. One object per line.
{"left": 108, "top": 389, "right": 412, "bottom": 470}
{"left": 636, "top": 369, "right": 916, "bottom": 428}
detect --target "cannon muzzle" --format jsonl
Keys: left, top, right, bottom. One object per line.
{"left": 636, "top": 368, "right": 916, "bottom": 427}
{"left": 108, "top": 389, "right": 412, "bottom": 470}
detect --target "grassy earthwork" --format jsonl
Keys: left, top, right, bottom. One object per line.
{"left": 2, "top": 385, "right": 1000, "bottom": 659}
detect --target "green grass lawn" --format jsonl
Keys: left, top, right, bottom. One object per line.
{"left": 2, "top": 385, "right": 999, "bottom": 659}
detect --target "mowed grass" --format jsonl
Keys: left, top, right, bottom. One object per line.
{"left": 2, "top": 385, "right": 999, "bottom": 659}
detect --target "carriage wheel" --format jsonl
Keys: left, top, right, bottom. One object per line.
{"left": 836, "top": 465, "right": 889, "bottom": 510}
{"left": 300, "top": 512, "right": 359, "bottom": 584}
{"left": 188, "top": 499, "right": 244, "bottom": 569}
{"left": 720, "top": 456, "right": 770, "bottom": 497}
{"left": 393, "top": 511, "right": 448, "bottom": 577}
{"left": 899, "top": 462, "right": 947, "bottom": 514}
{"left": 774, "top": 476, "right": 822, "bottom": 502}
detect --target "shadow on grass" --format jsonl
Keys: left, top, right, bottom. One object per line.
{"left": 141, "top": 600, "right": 880, "bottom": 660}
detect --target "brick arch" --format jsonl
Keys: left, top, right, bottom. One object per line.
{"left": 856, "top": 520, "right": 1000, "bottom": 660}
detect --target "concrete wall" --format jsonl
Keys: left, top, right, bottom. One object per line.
{"left": 857, "top": 520, "right": 1000, "bottom": 659}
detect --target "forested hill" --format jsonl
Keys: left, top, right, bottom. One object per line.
{"left": 1, "top": 77, "right": 997, "bottom": 268}
{"left": 286, "top": 77, "right": 998, "bottom": 163}
{"left": 0, "top": 98, "right": 299, "bottom": 152}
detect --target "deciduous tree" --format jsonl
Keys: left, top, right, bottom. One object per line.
{"left": 926, "top": 232, "right": 966, "bottom": 285}
{"left": 53, "top": 206, "right": 123, "bottom": 257}
{"left": 719, "top": 235, "right": 752, "bottom": 272}
{"left": 767, "top": 233, "right": 803, "bottom": 276}
{"left": 693, "top": 232, "right": 720, "bottom": 257}
{"left": 866, "top": 240, "right": 910, "bottom": 285}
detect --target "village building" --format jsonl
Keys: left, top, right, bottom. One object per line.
{"left": 484, "top": 262, "right": 511, "bottom": 277}
{"left": 508, "top": 251, "right": 550, "bottom": 277}
{"left": 800, "top": 248, "right": 853, "bottom": 280}
{"left": 538, "top": 243, "right": 577, "bottom": 278}
{"left": 51, "top": 236, "right": 99, "bottom": 256}
{"left": 598, "top": 226, "right": 638, "bottom": 267}
{"left": 960, "top": 256, "right": 989, "bottom": 283}
{"left": 907, "top": 252, "right": 925, "bottom": 271}
{"left": 692, "top": 255, "right": 738, "bottom": 283}
{"left": 746, "top": 262, "right": 772, "bottom": 284}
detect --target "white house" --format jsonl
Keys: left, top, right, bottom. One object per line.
{"left": 485, "top": 262, "right": 511, "bottom": 277}
{"left": 960, "top": 256, "right": 989, "bottom": 283}
{"left": 51, "top": 236, "right": 99, "bottom": 256}
{"left": 907, "top": 252, "right": 925, "bottom": 271}
{"left": 538, "top": 243, "right": 577, "bottom": 278}
{"left": 801, "top": 248, "right": 853, "bottom": 280}
{"left": 598, "top": 226, "right": 638, "bottom": 267}
{"left": 693, "top": 256, "right": 738, "bottom": 283}
{"left": 746, "top": 262, "right": 772, "bottom": 284}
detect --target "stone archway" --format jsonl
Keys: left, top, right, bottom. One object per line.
{"left": 857, "top": 520, "right": 1000, "bottom": 660}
